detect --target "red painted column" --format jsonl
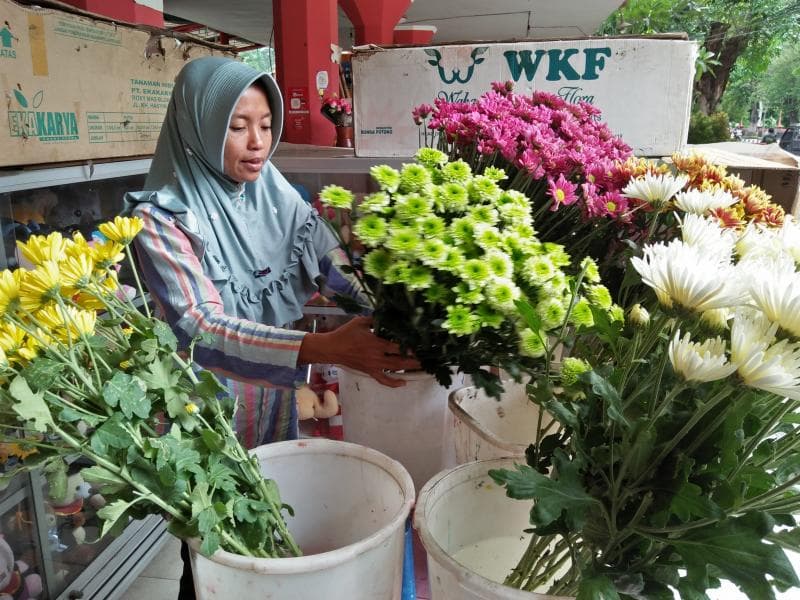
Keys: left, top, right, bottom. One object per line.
{"left": 339, "top": 0, "right": 412, "bottom": 45}
{"left": 273, "top": 0, "right": 338, "bottom": 145}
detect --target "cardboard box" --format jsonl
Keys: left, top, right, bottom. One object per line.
{"left": 685, "top": 143, "right": 800, "bottom": 215}
{"left": 0, "top": 0, "right": 228, "bottom": 168}
{"left": 352, "top": 36, "right": 697, "bottom": 158}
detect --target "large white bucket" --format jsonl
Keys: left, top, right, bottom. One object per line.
{"left": 414, "top": 458, "right": 572, "bottom": 600}
{"left": 189, "top": 439, "right": 415, "bottom": 600}
{"left": 338, "top": 367, "right": 466, "bottom": 492}
{"left": 448, "top": 381, "right": 550, "bottom": 464}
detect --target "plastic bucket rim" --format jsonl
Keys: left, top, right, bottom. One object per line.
{"left": 189, "top": 438, "right": 415, "bottom": 575}
{"left": 448, "top": 385, "right": 530, "bottom": 454}
{"left": 414, "top": 458, "right": 572, "bottom": 600}
{"left": 339, "top": 365, "right": 452, "bottom": 383}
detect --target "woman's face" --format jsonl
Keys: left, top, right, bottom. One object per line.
{"left": 223, "top": 85, "right": 272, "bottom": 183}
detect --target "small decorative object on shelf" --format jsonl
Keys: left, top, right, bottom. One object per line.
{"left": 320, "top": 95, "right": 354, "bottom": 148}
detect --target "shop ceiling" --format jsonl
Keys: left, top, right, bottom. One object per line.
{"left": 162, "top": 0, "right": 625, "bottom": 47}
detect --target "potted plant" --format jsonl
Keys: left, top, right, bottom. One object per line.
{"left": 0, "top": 220, "right": 414, "bottom": 599}
{"left": 416, "top": 209, "right": 800, "bottom": 599}
{"left": 317, "top": 148, "right": 619, "bottom": 489}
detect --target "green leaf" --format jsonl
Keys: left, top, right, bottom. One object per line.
{"left": 768, "top": 528, "right": 800, "bottom": 554}
{"left": 153, "top": 320, "right": 178, "bottom": 352}
{"left": 197, "top": 506, "right": 219, "bottom": 535}
{"left": 582, "top": 371, "right": 629, "bottom": 427}
{"left": 233, "top": 498, "right": 271, "bottom": 523}
{"left": 139, "top": 357, "right": 181, "bottom": 393}
{"left": 97, "top": 497, "right": 139, "bottom": 538}
{"left": 199, "top": 531, "right": 220, "bottom": 557}
{"left": 489, "top": 450, "right": 596, "bottom": 530}
{"left": 20, "top": 358, "right": 66, "bottom": 392}
{"left": 576, "top": 575, "right": 621, "bottom": 600}
{"left": 206, "top": 457, "right": 239, "bottom": 494}
{"left": 671, "top": 482, "right": 724, "bottom": 522}
{"left": 194, "top": 370, "right": 225, "bottom": 399}
{"left": 672, "top": 513, "right": 800, "bottom": 598}
{"left": 103, "top": 372, "right": 150, "bottom": 419}
{"left": 200, "top": 429, "right": 224, "bottom": 452}
{"left": 81, "top": 465, "right": 129, "bottom": 494}
{"left": 9, "top": 375, "right": 54, "bottom": 432}
{"left": 515, "top": 299, "right": 542, "bottom": 332}
{"left": 57, "top": 406, "right": 102, "bottom": 427}
{"left": 90, "top": 414, "right": 134, "bottom": 455}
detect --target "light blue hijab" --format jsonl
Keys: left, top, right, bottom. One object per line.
{"left": 125, "top": 57, "right": 337, "bottom": 327}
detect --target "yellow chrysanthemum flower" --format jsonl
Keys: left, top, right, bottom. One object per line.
{"left": 0, "top": 323, "right": 38, "bottom": 364}
{"left": 17, "top": 232, "right": 68, "bottom": 266}
{"left": 0, "top": 269, "right": 23, "bottom": 316}
{"left": 91, "top": 240, "right": 126, "bottom": 270}
{"left": 64, "top": 307, "right": 97, "bottom": 339}
{"left": 35, "top": 304, "right": 66, "bottom": 331}
{"left": 185, "top": 402, "right": 199, "bottom": 414}
{"left": 19, "top": 261, "right": 61, "bottom": 312}
{"left": 60, "top": 254, "right": 95, "bottom": 295}
{"left": 64, "top": 231, "right": 92, "bottom": 260}
{"left": 98, "top": 216, "right": 144, "bottom": 245}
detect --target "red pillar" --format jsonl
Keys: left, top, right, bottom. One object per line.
{"left": 339, "top": 0, "right": 412, "bottom": 46}
{"left": 273, "top": 0, "right": 338, "bottom": 145}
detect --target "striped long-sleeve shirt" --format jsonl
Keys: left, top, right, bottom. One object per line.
{"left": 131, "top": 204, "right": 365, "bottom": 444}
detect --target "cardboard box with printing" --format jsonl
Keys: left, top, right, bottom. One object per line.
{"left": 352, "top": 36, "right": 697, "bottom": 158}
{"left": 0, "top": 0, "right": 228, "bottom": 168}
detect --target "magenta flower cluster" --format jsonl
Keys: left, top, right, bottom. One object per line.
{"left": 420, "top": 83, "right": 633, "bottom": 220}
{"left": 321, "top": 95, "right": 353, "bottom": 127}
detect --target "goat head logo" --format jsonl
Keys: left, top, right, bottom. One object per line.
{"left": 424, "top": 47, "right": 488, "bottom": 84}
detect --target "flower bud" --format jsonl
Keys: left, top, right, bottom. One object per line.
{"left": 628, "top": 304, "right": 650, "bottom": 327}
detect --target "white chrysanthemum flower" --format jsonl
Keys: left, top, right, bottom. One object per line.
{"left": 679, "top": 214, "right": 736, "bottom": 261}
{"left": 631, "top": 240, "right": 745, "bottom": 312}
{"left": 669, "top": 330, "right": 737, "bottom": 382}
{"left": 736, "top": 222, "right": 785, "bottom": 262}
{"left": 732, "top": 309, "right": 800, "bottom": 400}
{"left": 622, "top": 173, "right": 689, "bottom": 207}
{"left": 747, "top": 264, "right": 800, "bottom": 338}
{"left": 674, "top": 188, "right": 737, "bottom": 214}
{"left": 778, "top": 215, "right": 800, "bottom": 264}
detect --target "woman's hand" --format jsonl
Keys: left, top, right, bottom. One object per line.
{"left": 298, "top": 316, "right": 420, "bottom": 387}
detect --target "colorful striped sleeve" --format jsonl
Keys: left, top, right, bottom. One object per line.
{"left": 131, "top": 204, "right": 306, "bottom": 389}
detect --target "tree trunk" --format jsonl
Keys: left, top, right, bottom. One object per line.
{"left": 694, "top": 22, "right": 749, "bottom": 115}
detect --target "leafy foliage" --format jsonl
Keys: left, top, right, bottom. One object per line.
{"left": 0, "top": 224, "right": 299, "bottom": 559}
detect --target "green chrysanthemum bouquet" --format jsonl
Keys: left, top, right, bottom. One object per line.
{"left": 320, "top": 148, "right": 621, "bottom": 396}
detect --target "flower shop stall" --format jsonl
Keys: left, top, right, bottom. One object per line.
{"left": 352, "top": 35, "right": 697, "bottom": 157}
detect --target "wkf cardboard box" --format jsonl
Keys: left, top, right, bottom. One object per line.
{"left": 0, "top": 0, "right": 228, "bottom": 168}
{"left": 352, "top": 36, "right": 697, "bottom": 157}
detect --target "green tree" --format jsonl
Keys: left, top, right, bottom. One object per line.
{"left": 761, "top": 43, "right": 800, "bottom": 123}
{"left": 599, "top": 0, "right": 800, "bottom": 115}
{"left": 239, "top": 47, "right": 275, "bottom": 75}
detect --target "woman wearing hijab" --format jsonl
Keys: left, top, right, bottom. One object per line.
{"left": 125, "top": 56, "right": 418, "bottom": 599}
{"left": 125, "top": 56, "right": 418, "bottom": 445}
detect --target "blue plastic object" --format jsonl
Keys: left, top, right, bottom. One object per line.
{"left": 401, "top": 518, "right": 416, "bottom": 599}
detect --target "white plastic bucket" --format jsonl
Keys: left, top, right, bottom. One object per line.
{"left": 338, "top": 367, "right": 466, "bottom": 492}
{"left": 448, "top": 381, "right": 551, "bottom": 464}
{"left": 414, "top": 458, "right": 572, "bottom": 599}
{"left": 189, "top": 439, "right": 415, "bottom": 600}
